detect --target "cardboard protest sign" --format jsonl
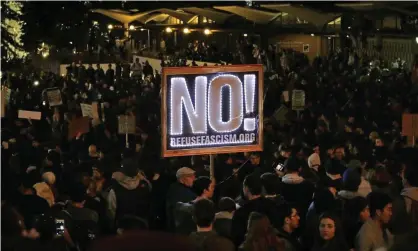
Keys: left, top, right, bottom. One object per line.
{"left": 18, "top": 110, "right": 42, "bottom": 120}
{"left": 68, "top": 117, "right": 90, "bottom": 140}
{"left": 91, "top": 102, "right": 99, "bottom": 119}
{"left": 80, "top": 103, "right": 93, "bottom": 118}
{"left": 46, "top": 88, "right": 63, "bottom": 106}
{"left": 272, "top": 105, "right": 290, "bottom": 126}
{"left": 292, "top": 90, "right": 305, "bottom": 111}
{"left": 118, "top": 115, "right": 136, "bottom": 134}
{"left": 402, "top": 113, "right": 418, "bottom": 147}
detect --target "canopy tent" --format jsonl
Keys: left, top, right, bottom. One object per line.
{"left": 91, "top": 9, "right": 149, "bottom": 24}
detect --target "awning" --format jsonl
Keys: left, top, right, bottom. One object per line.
{"left": 261, "top": 4, "right": 340, "bottom": 27}
{"left": 136, "top": 8, "right": 194, "bottom": 23}
{"left": 213, "top": 6, "right": 279, "bottom": 24}
{"left": 180, "top": 7, "right": 232, "bottom": 24}
{"left": 91, "top": 9, "right": 149, "bottom": 24}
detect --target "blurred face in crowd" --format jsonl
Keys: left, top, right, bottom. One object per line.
{"left": 286, "top": 208, "right": 300, "bottom": 231}
{"left": 377, "top": 203, "right": 393, "bottom": 224}
{"left": 180, "top": 174, "right": 196, "bottom": 187}
{"left": 313, "top": 146, "right": 320, "bottom": 155}
{"left": 334, "top": 147, "right": 345, "bottom": 160}
{"left": 359, "top": 206, "right": 371, "bottom": 222}
{"left": 375, "top": 138, "right": 384, "bottom": 147}
{"left": 204, "top": 180, "right": 215, "bottom": 199}
{"left": 250, "top": 154, "right": 260, "bottom": 165}
{"left": 319, "top": 217, "right": 336, "bottom": 241}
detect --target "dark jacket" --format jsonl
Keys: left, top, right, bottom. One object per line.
{"left": 390, "top": 187, "right": 418, "bottom": 235}
{"left": 214, "top": 211, "right": 234, "bottom": 239}
{"left": 166, "top": 182, "right": 196, "bottom": 232}
{"left": 277, "top": 228, "right": 303, "bottom": 251}
{"left": 174, "top": 201, "right": 196, "bottom": 235}
{"left": 281, "top": 174, "right": 314, "bottom": 213}
{"left": 107, "top": 172, "right": 151, "bottom": 223}
{"left": 189, "top": 231, "right": 235, "bottom": 251}
{"left": 231, "top": 197, "right": 281, "bottom": 246}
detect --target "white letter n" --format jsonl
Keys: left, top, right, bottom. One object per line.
{"left": 170, "top": 77, "right": 207, "bottom": 135}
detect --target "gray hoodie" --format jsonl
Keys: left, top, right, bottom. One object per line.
{"left": 107, "top": 172, "right": 142, "bottom": 221}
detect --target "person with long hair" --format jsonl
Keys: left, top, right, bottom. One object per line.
{"left": 240, "top": 212, "right": 284, "bottom": 251}
{"left": 342, "top": 197, "right": 370, "bottom": 249}
{"left": 312, "top": 212, "right": 349, "bottom": 251}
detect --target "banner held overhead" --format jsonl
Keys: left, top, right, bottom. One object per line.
{"left": 161, "top": 65, "right": 264, "bottom": 157}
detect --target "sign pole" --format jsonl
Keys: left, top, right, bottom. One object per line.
{"left": 413, "top": 115, "right": 416, "bottom": 148}
{"left": 125, "top": 116, "right": 129, "bottom": 149}
{"left": 209, "top": 154, "right": 215, "bottom": 182}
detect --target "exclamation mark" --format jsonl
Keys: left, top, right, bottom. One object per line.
{"left": 244, "top": 74, "right": 256, "bottom": 131}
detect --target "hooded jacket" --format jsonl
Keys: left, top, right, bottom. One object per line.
{"left": 107, "top": 172, "right": 151, "bottom": 223}
{"left": 281, "top": 173, "right": 314, "bottom": 213}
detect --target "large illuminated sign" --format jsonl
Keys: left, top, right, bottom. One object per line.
{"left": 161, "top": 65, "right": 264, "bottom": 157}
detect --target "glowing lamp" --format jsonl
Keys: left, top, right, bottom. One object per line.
{"left": 129, "top": 25, "right": 135, "bottom": 31}
{"left": 165, "top": 27, "right": 173, "bottom": 33}
{"left": 107, "top": 24, "right": 113, "bottom": 30}
{"left": 183, "top": 28, "right": 190, "bottom": 34}
{"left": 204, "top": 29, "right": 211, "bottom": 35}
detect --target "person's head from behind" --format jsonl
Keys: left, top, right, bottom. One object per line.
{"left": 368, "top": 191, "right": 392, "bottom": 225}
{"left": 279, "top": 203, "right": 300, "bottom": 233}
{"left": 402, "top": 163, "right": 418, "bottom": 188}
{"left": 317, "top": 212, "right": 344, "bottom": 242}
{"left": 96, "top": 63, "right": 100, "bottom": 69}
{"left": 108, "top": 63, "right": 112, "bottom": 69}
{"left": 135, "top": 58, "right": 140, "bottom": 63}
{"left": 344, "top": 196, "right": 370, "bottom": 223}
{"left": 314, "top": 187, "right": 337, "bottom": 215}
{"left": 250, "top": 152, "right": 261, "bottom": 166}
{"left": 192, "top": 176, "right": 214, "bottom": 199}
{"left": 247, "top": 212, "right": 272, "bottom": 237}
{"left": 261, "top": 173, "right": 280, "bottom": 196}
{"left": 243, "top": 174, "right": 263, "bottom": 199}
{"left": 284, "top": 157, "right": 301, "bottom": 174}
{"left": 88, "top": 144, "right": 97, "bottom": 157}
{"left": 218, "top": 197, "right": 236, "bottom": 214}
{"left": 192, "top": 198, "right": 215, "bottom": 229}
{"left": 176, "top": 167, "right": 196, "bottom": 187}
{"left": 342, "top": 168, "right": 361, "bottom": 192}
{"left": 244, "top": 212, "right": 284, "bottom": 250}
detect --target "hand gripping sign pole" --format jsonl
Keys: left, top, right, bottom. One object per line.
{"left": 210, "top": 155, "right": 215, "bottom": 182}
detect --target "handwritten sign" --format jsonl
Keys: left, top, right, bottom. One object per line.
{"left": 46, "top": 88, "right": 63, "bottom": 106}
{"left": 118, "top": 115, "right": 136, "bottom": 134}
{"left": 68, "top": 117, "right": 90, "bottom": 140}
{"left": 18, "top": 110, "right": 42, "bottom": 120}
{"left": 292, "top": 90, "right": 305, "bottom": 111}
{"left": 81, "top": 103, "right": 93, "bottom": 118}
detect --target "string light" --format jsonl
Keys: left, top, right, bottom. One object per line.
{"left": 208, "top": 75, "right": 243, "bottom": 133}
{"left": 170, "top": 77, "right": 207, "bottom": 135}
{"left": 244, "top": 74, "right": 256, "bottom": 114}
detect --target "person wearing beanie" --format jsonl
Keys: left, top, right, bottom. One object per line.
{"left": 337, "top": 168, "right": 362, "bottom": 200}
{"left": 107, "top": 158, "right": 151, "bottom": 225}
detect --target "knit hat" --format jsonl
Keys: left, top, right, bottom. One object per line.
{"left": 121, "top": 158, "right": 138, "bottom": 178}
{"left": 343, "top": 168, "right": 361, "bottom": 192}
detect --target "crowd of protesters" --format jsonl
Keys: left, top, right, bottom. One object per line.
{"left": 1, "top": 38, "right": 418, "bottom": 251}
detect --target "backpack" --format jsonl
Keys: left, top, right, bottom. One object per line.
{"left": 62, "top": 210, "right": 100, "bottom": 251}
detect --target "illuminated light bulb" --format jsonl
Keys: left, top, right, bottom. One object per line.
{"left": 165, "top": 27, "right": 172, "bottom": 33}
{"left": 140, "top": 28, "right": 145, "bottom": 31}
{"left": 208, "top": 75, "right": 243, "bottom": 133}
{"left": 311, "top": 33, "right": 315, "bottom": 36}
{"left": 170, "top": 76, "right": 208, "bottom": 135}
{"left": 108, "top": 24, "right": 113, "bottom": 30}
{"left": 204, "top": 29, "right": 211, "bottom": 35}
{"left": 183, "top": 28, "right": 190, "bottom": 34}
{"left": 129, "top": 25, "right": 135, "bottom": 30}
{"left": 243, "top": 34, "right": 248, "bottom": 37}
{"left": 33, "top": 81, "right": 39, "bottom": 86}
